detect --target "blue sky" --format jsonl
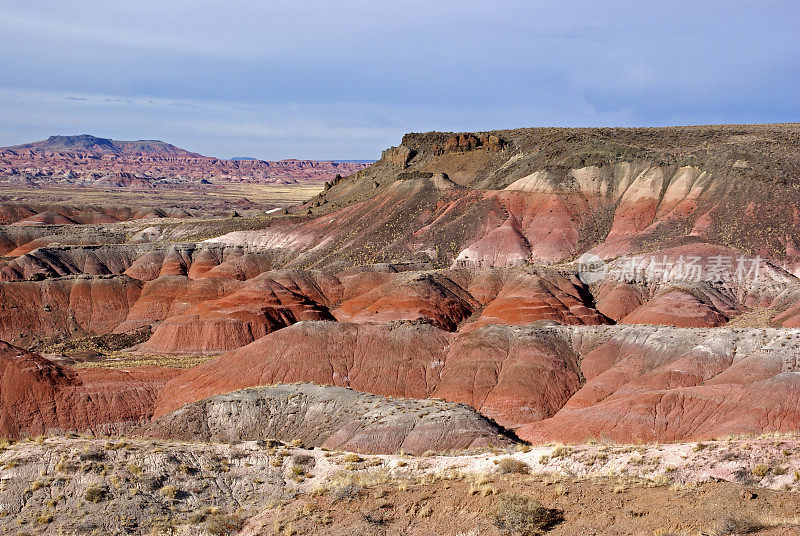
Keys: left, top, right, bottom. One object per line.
{"left": 1, "top": 1, "right": 798, "bottom": 160}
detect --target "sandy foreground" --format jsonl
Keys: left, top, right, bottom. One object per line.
{"left": 1, "top": 435, "right": 800, "bottom": 535}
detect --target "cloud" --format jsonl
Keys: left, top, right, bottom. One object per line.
{"left": 0, "top": 1, "right": 797, "bottom": 157}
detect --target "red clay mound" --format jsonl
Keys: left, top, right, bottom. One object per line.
{"left": 430, "top": 325, "right": 583, "bottom": 427}
{"left": 153, "top": 322, "right": 451, "bottom": 416}
{"left": 12, "top": 211, "right": 78, "bottom": 226}
{"left": 0, "top": 276, "right": 142, "bottom": 343}
{"left": 153, "top": 322, "right": 584, "bottom": 429}
{"left": 114, "top": 275, "right": 244, "bottom": 334}
{"left": 0, "top": 203, "right": 36, "bottom": 225}
{"left": 518, "top": 326, "right": 800, "bottom": 443}
{"left": 620, "top": 289, "right": 730, "bottom": 327}
{"left": 464, "top": 269, "right": 610, "bottom": 328}
{"left": 0, "top": 341, "right": 178, "bottom": 437}
{"left": 333, "top": 271, "right": 477, "bottom": 331}
{"left": 139, "top": 273, "right": 336, "bottom": 353}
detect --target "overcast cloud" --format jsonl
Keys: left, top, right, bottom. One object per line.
{"left": 0, "top": 1, "right": 797, "bottom": 159}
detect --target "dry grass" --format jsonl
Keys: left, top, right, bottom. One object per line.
{"left": 74, "top": 352, "right": 214, "bottom": 369}
{"left": 550, "top": 444, "right": 571, "bottom": 458}
{"left": 84, "top": 484, "right": 105, "bottom": 503}
{"left": 311, "top": 469, "right": 391, "bottom": 500}
{"left": 714, "top": 516, "right": 765, "bottom": 535}
{"left": 0, "top": 182, "right": 323, "bottom": 207}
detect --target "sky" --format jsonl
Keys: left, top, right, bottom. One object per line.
{"left": 1, "top": 1, "right": 798, "bottom": 160}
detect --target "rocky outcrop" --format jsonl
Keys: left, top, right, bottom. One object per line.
{"left": 141, "top": 383, "right": 515, "bottom": 454}
{"left": 382, "top": 145, "right": 415, "bottom": 168}
{"left": 439, "top": 133, "right": 504, "bottom": 153}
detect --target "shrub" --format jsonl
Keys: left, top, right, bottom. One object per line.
{"left": 313, "top": 472, "right": 364, "bottom": 500}
{"left": 333, "top": 482, "right": 362, "bottom": 501}
{"left": 27, "top": 480, "right": 45, "bottom": 492}
{"left": 79, "top": 448, "right": 105, "bottom": 462}
{"left": 126, "top": 463, "right": 142, "bottom": 476}
{"left": 493, "top": 494, "right": 562, "bottom": 535}
{"left": 291, "top": 454, "right": 316, "bottom": 467}
{"left": 715, "top": 516, "right": 764, "bottom": 535}
{"left": 84, "top": 485, "right": 105, "bottom": 503}
{"left": 752, "top": 464, "right": 770, "bottom": 479}
{"left": 291, "top": 465, "right": 305, "bottom": 476}
{"left": 550, "top": 444, "right": 571, "bottom": 458}
{"left": 159, "top": 485, "right": 178, "bottom": 499}
{"left": 497, "top": 457, "right": 530, "bottom": 475}
{"left": 342, "top": 453, "right": 362, "bottom": 463}
{"left": 206, "top": 514, "right": 244, "bottom": 536}
{"left": 55, "top": 455, "right": 75, "bottom": 474}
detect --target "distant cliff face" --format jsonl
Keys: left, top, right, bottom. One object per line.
{"left": 0, "top": 135, "right": 372, "bottom": 184}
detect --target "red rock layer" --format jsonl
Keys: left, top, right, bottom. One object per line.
{"left": 154, "top": 323, "right": 800, "bottom": 443}
{"left": 0, "top": 341, "right": 177, "bottom": 437}
{"left": 0, "top": 276, "right": 142, "bottom": 342}
{"left": 139, "top": 272, "right": 337, "bottom": 353}
{"left": 517, "top": 326, "right": 800, "bottom": 443}
{"left": 152, "top": 322, "right": 585, "bottom": 429}
{"left": 136, "top": 268, "right": 608, "bottom": 353}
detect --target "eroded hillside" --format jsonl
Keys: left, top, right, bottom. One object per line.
{"left": 1, "top": 125, "right": 800, "bottom": 448}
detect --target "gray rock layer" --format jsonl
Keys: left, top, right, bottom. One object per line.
{"left": 140, "top": 383, "right": 515, "bottom": 454}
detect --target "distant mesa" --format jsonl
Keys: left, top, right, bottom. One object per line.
{"left": 5, "top": 134, "right": 201, "bottom": 157}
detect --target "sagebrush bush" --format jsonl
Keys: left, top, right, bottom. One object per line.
{"left": 206, "top": 513, "right": 244, "bottom": 536}
{"left": 159, "top": 485, "right": 178, "bottom": 499}
{"left": 84, "top": 484, "right": 105, "bottom": 503}
{"left": 292, "top": 454, "right": 315, "bottom": 467}
{"left": 715, "top": 516, "right": 764, "bottom": 535}
{"left": 752, "top": 464, "right": 770, "bottom": 479}
{"left": 493, "top": 494, "right": 562, "bottom": 535}
{"left": 496, "top": 457, "right": 530, "bottom": 475}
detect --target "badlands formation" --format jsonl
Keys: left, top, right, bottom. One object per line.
{"left": 0, "top": 134, "right": 369, "bottom": 186}
{"left": 1, "top": 124, "right": 800, "bottom": 534}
